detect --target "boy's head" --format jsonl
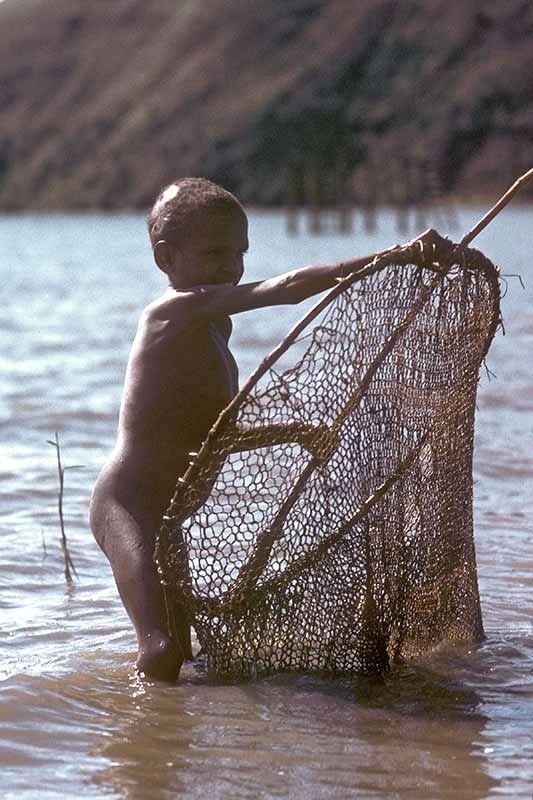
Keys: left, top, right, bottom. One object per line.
{"left": 148, "top": 177, "right": 248, "bottom": 289}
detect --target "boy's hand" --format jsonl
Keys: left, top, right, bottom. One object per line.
{"left": 407, "top": 228, "right": 455, "bottom": 268}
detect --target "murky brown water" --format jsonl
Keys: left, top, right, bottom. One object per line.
{"left": 1, "top": 208, "right": 532, "bottom": 799}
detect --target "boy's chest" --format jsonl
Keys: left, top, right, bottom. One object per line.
{"left": 159, "top": 321, "right": 239, "bottom": 410}
{"left": 207, "top": 322, "right": 239, "bottom": 397}
{"left": 122, "top": 319, "right": 239, "bottom": 440}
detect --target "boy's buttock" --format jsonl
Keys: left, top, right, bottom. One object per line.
{"left": 90, "top": 452, "right": 185, "bottom": 555}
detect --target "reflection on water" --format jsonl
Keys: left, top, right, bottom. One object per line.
{"left": 0, "top": 649, "right": 509, "bottom": 800}
{"left": 79, "top": 635, "right": 531, "bottom": 800}
{"left": 1, "top": 208, "right": 533, "bottom": 798}
{"left": 90, "top": 658, "right": 497, "bottom": 800}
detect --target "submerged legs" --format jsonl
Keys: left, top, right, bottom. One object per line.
{"left": 90, "top": 491, "right": 191, "bottom": 681}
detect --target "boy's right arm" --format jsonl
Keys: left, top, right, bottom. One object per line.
{"left": 158, "top": 250, "right": 390, "bottom": 327}
{"left": 150, "top": 229, "right": 447, "bottom": 329}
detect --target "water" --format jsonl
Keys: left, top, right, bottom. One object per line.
{"left": 1, "top": 207, "right": 532, "bottom": 799}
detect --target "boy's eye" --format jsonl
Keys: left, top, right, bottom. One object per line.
{"left": 205, "top": 248, "right": 247, "bottom": 258}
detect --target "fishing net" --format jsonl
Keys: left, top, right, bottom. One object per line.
{"left": 155, "top": 234, "right": 500, "bottom": 680}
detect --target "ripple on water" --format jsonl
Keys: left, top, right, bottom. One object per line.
{"left": 1, "top": 209, "right": 533, "bottom": 799}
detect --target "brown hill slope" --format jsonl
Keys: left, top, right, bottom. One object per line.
{"left": 1, "top": 0, "right": 532, "bottom": 209}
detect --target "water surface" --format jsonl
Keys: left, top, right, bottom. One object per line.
{"left": 1, "top": 207, "right": 532, "bottom": 799}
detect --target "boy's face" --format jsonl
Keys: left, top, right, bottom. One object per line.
{"left": 167, "top": 207, "right": 249, "bottom": 289}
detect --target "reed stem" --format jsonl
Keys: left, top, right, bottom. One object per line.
{"left": 47, "top": 432, "right": 78, "bottom": 584}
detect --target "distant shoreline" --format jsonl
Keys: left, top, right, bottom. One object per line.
{"left": 1, "top": 196, "right": 532, "bottom": 216}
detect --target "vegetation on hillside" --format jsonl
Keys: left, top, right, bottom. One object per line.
{"left": 1, "top": 0, "right": 532, "bottom": 209}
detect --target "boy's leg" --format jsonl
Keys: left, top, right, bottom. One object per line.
{"left": 91, "top": 496, "right": 189, "bottom": 681}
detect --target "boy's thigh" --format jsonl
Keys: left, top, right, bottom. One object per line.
{"left": 91, "top": 493, "right": 170, "bottom": 628}
{"left": 90, "top": 481, "right": 158, "bottom": 559}
{"left": 91, "top": 488, "right": 193, "bottom": 659}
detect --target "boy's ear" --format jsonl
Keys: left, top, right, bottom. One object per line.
{"left": 153, "top": 240, "right": 175, "bottom": 274}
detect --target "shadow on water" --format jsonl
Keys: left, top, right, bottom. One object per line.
{"left": 86, "top": 647, "right": 499, "bottom": 800}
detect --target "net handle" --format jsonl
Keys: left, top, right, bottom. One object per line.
{"left": 203, "top": 165, "right": 533, "bottom": 440}
{"left": 459, "top": 167, "right": 533, "bottom": 248}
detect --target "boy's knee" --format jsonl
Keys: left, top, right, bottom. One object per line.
{"left": 137, "top": 633, "right": 183, "bottom": 682}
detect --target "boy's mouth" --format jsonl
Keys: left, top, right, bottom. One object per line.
{"left": 217, "top": 273, "right": 241, "bottom": 285}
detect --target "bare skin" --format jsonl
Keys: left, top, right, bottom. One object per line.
{"left": 90, "top": 205, "right": 437, "bottom": 682}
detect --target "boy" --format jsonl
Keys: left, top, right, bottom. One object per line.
{"left": 90, "top": 177, "right": 433, "bottom": 681}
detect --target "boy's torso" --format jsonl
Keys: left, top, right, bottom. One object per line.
{"left": 99, "top": 310, "right": 238, "bottom": 520}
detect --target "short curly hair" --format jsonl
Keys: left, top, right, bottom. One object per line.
{"left": 148, "top": 177, "right": 244, "bottom": 247}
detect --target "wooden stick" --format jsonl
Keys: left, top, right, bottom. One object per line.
{"left": 47, "top": 432, "right": 78, "bottom": 584}
{"left": 460, "top": 167, "right": 533, "bottom": 248}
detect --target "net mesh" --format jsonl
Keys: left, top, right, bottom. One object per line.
{"left": 155, "top": 238, "right": 500, "bottom": 679}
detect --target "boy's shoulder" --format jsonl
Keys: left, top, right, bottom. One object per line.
{"left": 138, "top": 288, "right": 225, "bottom": 346}
{"left": 142, "top": 284, "right": 236, "bottom": 329}
{"left": 138, "top": 289, "right": 199, "bottom": 336}
{"left": 143, "top": 288, "right": 193, "bottom": 321}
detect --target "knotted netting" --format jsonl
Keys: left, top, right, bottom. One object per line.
{"left": 155, "top": 235, "right": 500, "bottom": 679}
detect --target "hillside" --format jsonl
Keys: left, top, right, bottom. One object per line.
{"left": 1, "top": 0, "right": 532, "bottom": 209}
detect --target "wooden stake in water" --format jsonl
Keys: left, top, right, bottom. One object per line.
{"left": 47, "top": 432, "right": 78, "bottom": 585}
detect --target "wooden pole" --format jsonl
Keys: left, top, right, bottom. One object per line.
{"left": 460, "top": 167, "right": 533, "bottom": 248}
